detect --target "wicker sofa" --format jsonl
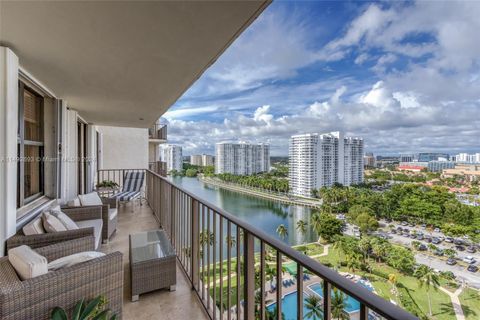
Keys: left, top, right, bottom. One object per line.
{"left": 6, "top": 206, "right": 104, "bottom": 252}
{"left": 0, "top": 237, "right": 123, "bottom": 320}
{"left": 64, "top": 195, "right": 118, "bottom": 244}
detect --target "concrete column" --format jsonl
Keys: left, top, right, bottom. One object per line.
{"left": 0, "top": 47, "right": 19, "bottom": 256}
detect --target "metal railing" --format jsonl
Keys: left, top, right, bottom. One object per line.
{"left": 149, "top": 161, "right": 167, "bottom": 177}
{"left": 96, "top": 169, "right": 146, "bottom": 191}
{"left": 149, "top": 123, "right": 167, "bottom": 140}
{"left": 145, "top": 170, "right": 417, "bottom": 320}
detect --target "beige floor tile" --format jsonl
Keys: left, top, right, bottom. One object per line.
{"left": 103, "top": 204, "right": 209, "bottom": 320}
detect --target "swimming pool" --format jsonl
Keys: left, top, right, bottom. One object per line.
{"left": 266, "top": 292, "right": 323, "bottom": 320}
{"left": 309, "top": 282, "right": 373, "bottom": 313}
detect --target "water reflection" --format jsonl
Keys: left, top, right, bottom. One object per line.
{"left": 169, "top": 176, "right": 317, "bottom": 246}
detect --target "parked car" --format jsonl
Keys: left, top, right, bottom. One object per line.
{"left": 418, "top": 244, "right": 427, "bottom": 251}
{"left": 416, "top": 234, "right": 424, "bottom": 240}
{"left": 467, "top": 265, "right": 478, "bottom": 273}
{"left": 467, "top": 246, "right": 477, "bottom": 253}
{"left": 445, "top": 237, "right": 454, "bottom": 243}
{"left": 454, "top": 239, "right": 464, "bottom": 245}
{"left": 434, "top": 227, "right": 441, "bottom": 232}
{"left": 421, "top": 224, "right": 427, "bottom": 229}
{"left": 446, "top": 258, "right": 457, "bottom": 265}
{"left": 424, "top": 236, "right": 432, "bottom": 243}
{"left": 456, "top": 245, "right": 465, "bottom": 251}
{"left": 463, "top": 256, "right": 476, "bottom": 264}
{"left": 432, "top": 237, "right": 441, "bottom": 244}
{"left": 434, "top": 249, "right": 444, "bottom": 256}
{"left": 390, "top": 229, "right": 397, "bottom": 234}
{"left": 401, "top": 221, "right": 409, "bottom": 226}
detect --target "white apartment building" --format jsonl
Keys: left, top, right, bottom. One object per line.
{"left": 455, "top": 153, "right": 480, "bottom": 163}
{"left": 215, "top": 142, "right": 270, "bottom": 175}
{"left": 160, "top": 145, "right": 183, "bottom": 172}
{"left": 289, "top": 132, "right": 364, "bottom": 197}
{"left": 190, "top": 155, "right": 203, "bottom": 166}
{"left": 202, "top": 154, "right": 214, "bottom": 166}
{"left": 190, "top": 154, "right": 214, "bottom": 166}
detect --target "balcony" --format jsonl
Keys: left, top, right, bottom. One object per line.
{"left": 149, "top": 124, "right": 168, "bottom": 144}
{"left": 149, "top": 161, "right": 168, "bottom": 177}
{"left": 101, "top": 197, "right": 208, "bottom": 319}
{"left": 96, "top": 169, "right": 417, "bottom": 320}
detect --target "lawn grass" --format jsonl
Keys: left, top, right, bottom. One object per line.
{"left": 459, "top": 288, "right": 480, "bottom": 320}
{"left": 292, "top": 242, "right": 324, "bottom": 256}
{"left": 316, "top": 247, "right": 456, "bottom": 320}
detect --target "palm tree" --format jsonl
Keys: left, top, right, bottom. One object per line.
{"left": 276, "top": 224, "right": 288, "bottom": 240}
{"left": 310, "top": 213, "right": 322, "bottom": 242}
{"left": 304, "top": 294, "right": 322, "bottom": 320}
{"left": 414, "top": 265, "right": 440, "bottom": 316}
{"left": 296, "top": 220, "right": 308, "bottom": 245}
{"left": 331, "top": 288, "right": 349, "bottom": 320}
{"left": 346, "top": 253, "right": 360, "bottom": 273}
{"left": 358, "top": 237, "right": 371, "bottom": 264}
{"left": 388, "top": 273, "right": 399, "bottom": 303}
{"left": 226, "top": 235, "right": 236, "bottom": 248}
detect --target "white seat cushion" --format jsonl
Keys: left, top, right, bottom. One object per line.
{"left": 50, "top": 209, "right": 79, "bottom": 230}
{"left": 108, "top": 208, "right": 118, "bottom": 220}
{"left": 48, "top": 251, "right": 105, "bottom": 270}
{"left": 42, "top": 212, "right": 67, "bottom": 233}
{"left": 66, "top": 197, "right": 81, "bottom": 207}
{"left": 22, "top": 218, "right": 45, "bottom": 235}
{"left": 8, "top": 245, "right": 48, "bottom": 280}
{"left": 76, "top": 219, "right": 103, "bottom": 250}
{"left": 78, "top": 192, "right": 103, "bottom": 206}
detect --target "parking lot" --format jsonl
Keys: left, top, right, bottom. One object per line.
{"left": 342, "top": 219, "right": 480, "bottom": 288}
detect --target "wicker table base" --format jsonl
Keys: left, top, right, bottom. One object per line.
{"left": 129, "top": 230, "right": 176, "bottom": 301}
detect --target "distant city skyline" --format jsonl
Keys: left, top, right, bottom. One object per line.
{"left": 163, "top": 1, "right": 480, "bottom": 156}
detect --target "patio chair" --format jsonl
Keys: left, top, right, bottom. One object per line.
{"left": 0, "top": 237, "right": 123, "bottom": 320}
{"left": 112, "top": 171, "right": 145, "bottom": 208}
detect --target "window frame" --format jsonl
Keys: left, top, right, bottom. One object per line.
{"left": 17, "top": 81, "right": 45, "bottom": 208}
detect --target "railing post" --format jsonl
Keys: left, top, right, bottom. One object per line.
{"left": 323, "top": 281, "right": 331, "bottom": 320}
{"left": 244, "top": 231, "right": 255, "bottom": 320}
{"left": 191, "top": 198, "right": 199, "bottom": 290}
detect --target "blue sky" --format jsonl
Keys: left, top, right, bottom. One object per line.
{"left": 164, "top": 0, "right": 480, "bottom": 156}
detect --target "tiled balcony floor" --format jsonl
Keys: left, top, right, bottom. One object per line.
{"left": 101, "top": 202, "right": 209, "bottom": 320}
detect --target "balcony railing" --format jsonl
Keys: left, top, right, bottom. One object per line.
{"left": 149, "top": 123, "right": 167, "bottom": 140}
{"left": 149, "top": 161, "right": 167, "bottom": 177}
{"left": 144, "top": 170, "right": 417, "bottom": 320}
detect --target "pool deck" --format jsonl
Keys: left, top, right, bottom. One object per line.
{"left": 264, "top": 273, "right": 364, "bottom": 320}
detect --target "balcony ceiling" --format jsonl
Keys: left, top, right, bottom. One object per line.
{"left": 0, "top": 0, "right": 270, "bottom": 127}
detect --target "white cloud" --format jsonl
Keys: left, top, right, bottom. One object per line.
{"left": 168, "top": 82, "right": 479, "bottom": 155}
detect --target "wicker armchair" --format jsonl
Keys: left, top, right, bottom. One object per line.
{"left": 0, "top": 237, "right": 123, "bottom": 320}
{"left": 6, "top": 206, "right": 102, "bottom": 251}
{"left": 63, "top": 197, "right": 118, "bottom": 244}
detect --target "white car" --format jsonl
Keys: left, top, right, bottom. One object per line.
{"left": 463, "top": 256, "right": 476, "bottom": 264}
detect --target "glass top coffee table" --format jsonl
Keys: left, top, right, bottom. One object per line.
{"left": 129, "top": 229, "right": 176, "bottom": 301}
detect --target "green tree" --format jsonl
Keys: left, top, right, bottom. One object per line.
{"left": 276, "top": 224, "right": 288, "bottom": 240}
{"left": 358, "top": 237, "right": 372, "bottom": 264}
{"left": 386, "top": 246, "right": 415, "bottom": 274}
{"left": 331, "top": 288, "right": 349, "bottom": 320}
{"left": 414, "top": 265, "right": 440, "bottom": 317}
{"left": 304, "top": 294, "right": 323, "bottom": 320}
{"left": 311, "top": 212, "right": 343, "bottom": 243}
{"left": 348, "top": 205, "right": 374, "bottom": 222}
{"left": 185, "top": 168, "right": 198, "bottom": 177}
{"left": 355, "top": 213, "right": 379, "bottom": 234}
{"left": 296, "top": 220, "right": 308, "bottom": 244}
